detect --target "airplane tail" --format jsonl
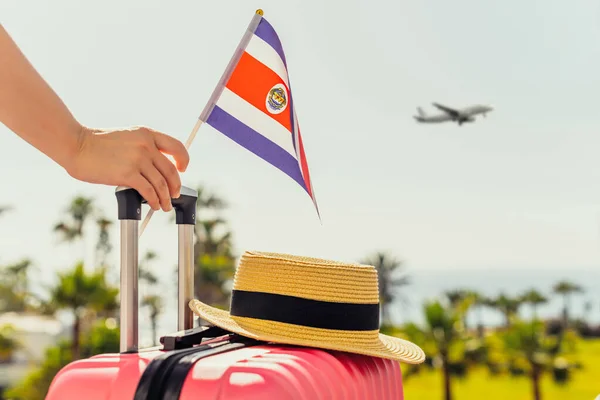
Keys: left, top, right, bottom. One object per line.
{"left": 417, "top": 107, "right": 426, "bottom": 117}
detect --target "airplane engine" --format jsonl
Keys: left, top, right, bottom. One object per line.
{"left": 458, "top": 116, "right": 475, "bottom": 126}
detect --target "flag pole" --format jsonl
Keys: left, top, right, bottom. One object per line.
{"left": 138, "top": 9, "right": 265, "bottom": 237}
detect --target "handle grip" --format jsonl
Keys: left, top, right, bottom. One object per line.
{"left": 115, "top": 186, "right": 198, "bottom": 353}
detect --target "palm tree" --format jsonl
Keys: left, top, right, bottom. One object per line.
{"left": 142, "top": 295, "right": 163, "bottom": 346}
{"left": 465, "top": 291, "right": 486, "bottom": 338}
{"left": 491, "top": 293, "right": 523, "bottom": 328}
{"left": 444, "top": 290, "right": 468, "bottom": 307}
{"left": 95, "top": 216, "right": 112, "bottom": 267}
{"left": 553, "top": 281, "right": 583, "bottom": 329}
{"left": 0, "top": 259, "right": 36, "bottom": 312}
{"left": 170, "top": 184, "right": 229, "bottom": 252}
{"left": 500, "top": 320, "right": 576, "bottom": 400}
{"left": 521, "top": 289, "right": 548, "bottom": 321}
{"left": 198, "top": 218, "right": 234, "bottom": 256}
{"left": 54, "top": 196, "right": 95, "bottom": 262}
{"left": 48, "top": 262, "right": 118, "bottom": 359}
{"left": 54, "top": 197, "right": 94, "bottom": 239}
{"left": 361, "top": 252, "right": 410, "bottom": 326}
{"left": 404, "top": 299, "right": 468, "bottom": 400}
{"left": 444, "top": 289, "right": 474, "bottom": 330}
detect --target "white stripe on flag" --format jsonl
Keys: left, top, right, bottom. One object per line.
{"left": 246, "top": 35, "right": 290, "bottom": 86}
{"left": 216, "top": 87, "right": 298, "bottom": 158}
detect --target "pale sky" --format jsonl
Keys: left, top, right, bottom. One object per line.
{"left": 2, "top": 0, "right": 600, "bottom": 309}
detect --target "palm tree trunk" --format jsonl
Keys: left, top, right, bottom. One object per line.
{"left": 562, "top": 294, "right": 570, "bottom": 330}
{"left": 151, "top": 314, "right": 157, "bottom": 346}
{"left": 531, "top": 364, "right": 542, "bottom": 400}
{"left": 477, "top": 306, "right": 484, "bottom": 338}
{"left": 72, "top": 312, "right": 81, "bottom": 360}
{"left": 442, "top": 353, "right": 452, "bottom": 400}
{"left": 504, "top": 311, "right": 511, "bottom": 328}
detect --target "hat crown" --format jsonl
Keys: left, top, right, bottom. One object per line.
{"left": 189, "top": 251, "right": 427, "bottom": 365}
{"left": 232, "top": 251, "right": 380, "bottom": 305}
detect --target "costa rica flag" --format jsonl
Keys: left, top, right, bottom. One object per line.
{"left": 199, "top": 10, "right": 319, "bottom": 217}
{"left": 138, "top": 10, "right": 319, "bottom": 237}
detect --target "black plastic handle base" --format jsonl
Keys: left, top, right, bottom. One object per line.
{"left": 115, "top": 186, "right": 197, "bottom": 224}
{"left": 115, "top": 187, "right": 143, "bottom": 221}
{"left": 172, "top": 188, "right": 197, "bottom": 225}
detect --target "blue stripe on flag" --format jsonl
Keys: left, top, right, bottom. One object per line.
{"left": 254, "top": 18, "right": 288, "bottom": 67}
{"left": 206, "top": 105, "right": 307, "bottom": 192}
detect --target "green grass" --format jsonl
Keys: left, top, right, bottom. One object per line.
{"left": 401, "top": 339, "right": 600, "bottom": 400}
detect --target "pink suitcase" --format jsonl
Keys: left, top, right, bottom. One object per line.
{"left": 46, "top": 186, "right": 405, "bottom": 399}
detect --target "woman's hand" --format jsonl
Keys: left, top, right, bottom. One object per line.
{"left": 0, "top": 24, "right": 189, "bottom": 212}
{"left": 67, "top": 126, "right": 190, "bottom": 212}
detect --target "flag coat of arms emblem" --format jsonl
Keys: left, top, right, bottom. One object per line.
{"left": 199, "top": 10, "right": 319, "bottom": 216}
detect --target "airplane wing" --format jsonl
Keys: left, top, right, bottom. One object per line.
{"left": 432, "top": 103, "right": 461, "bottom": 118}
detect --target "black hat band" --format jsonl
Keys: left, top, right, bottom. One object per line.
{"left": 230, "top": 290, "right": 380, "bottom": 331}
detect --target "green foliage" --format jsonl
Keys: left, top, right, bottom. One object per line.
{"left": 0, "top": 259, "right": 37, "bottom": 313}
{"left": 489, "top": 293, "right": 523, "bottom": 327}
{"left": 80, "top": 319, "right": 120, "bottom": 357}
{"left": 194, "top": 254, "right": 236, "bottom": 308}
{"left": 521, "top": 289, "right": 549, "bottom": 306}
{"left": 398, "top": 298, "right": 473, "bottom": 400}
{"left": 552, "top": 281, "right": 583, "bottom": 296}
{"left": 552, "top": 280, "right": 584, "bottom": 331}
{"left": 4, "top": 319, "right": 119, "bottom": 400}
{"left": 482, "top": 319, "right": 580, "bottom": 400}
{"left": 4, "top": 341, "right": 72, "bottom": 400}
{"left": 50, "top": 263, "right": 118, "bottom": 314}
{"left": 174, "top": 184, "right": 237, "bottom": 310}
{"left": 0, "top": 324, "right": 20, "bottom": 363}
{"left": 5, "top": 187, "right": 598, "bottom": 400}
{"left": 403, "top": 337, "right": 600, "bottom": 400}
{"left": 48, "top": 262, "right": 118, "bottom": 359}
{"left": 197, "top": 254, "right": 236, "bottom": 286}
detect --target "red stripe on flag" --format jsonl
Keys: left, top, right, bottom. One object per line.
{"left": 226, "top": 52, "right": 292, "bottom": 133}
{"left": 297, "top": 128, "right": 313, "bottom": 198}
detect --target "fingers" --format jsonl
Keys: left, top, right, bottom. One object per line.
{"left": 126, "top": 127, "right": 189, "bottom": 211}
{"left": 153, "top": 150, "right": 182, "bottom": 198}
{"left": 151, "top": 130, "right": 190, "bottom": 173}
{"left": 140, "top": 160, "right": 172, "bottom": 211}
{"left": 131, "top": 174, "right": 160, "bottom": 211}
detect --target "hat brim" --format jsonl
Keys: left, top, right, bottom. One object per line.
{"left": 189, "top": 299, "right": 426, "bottom": 365}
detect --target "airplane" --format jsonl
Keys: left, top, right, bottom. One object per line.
{"left": 413, "top": 103, "right": 493, "bottom": 126}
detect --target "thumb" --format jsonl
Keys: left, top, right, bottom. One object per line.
{"left": 151, "top": 130, "right": 190, "bottom": 172}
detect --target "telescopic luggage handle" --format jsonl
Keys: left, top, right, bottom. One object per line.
{"left": 115, "top": 185, "right": 198, "bottom": 353}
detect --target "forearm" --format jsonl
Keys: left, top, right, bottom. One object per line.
{"left": 0, "top": 23, "right": 83, "bottom": 170}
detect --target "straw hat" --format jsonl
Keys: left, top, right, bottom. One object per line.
{"left": 189, "top": 251, "right": 426, "bottom": 364}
